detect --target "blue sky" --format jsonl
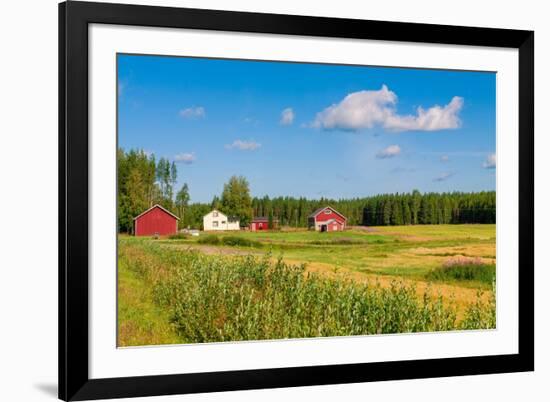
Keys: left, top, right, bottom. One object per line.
{"left": 118, "top": 54, "right": 496, "bottom": 203}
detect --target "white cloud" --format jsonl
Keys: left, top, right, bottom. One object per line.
{"left": 225, "top": 140, "right": 261, "bottom": 151}
{"left": 376, "top": 144, "right": 401, "bottom": 159}
{"left": 280, "top": 107, "right": 295, "bottom": 125}
{"left": 440, "top": 155, "right": 449, "bottom": 162}
{"left": 312, "top": 85, "right": 463, "bottom": 132}
{"left": 482, "top": 153, "right": 496, "bottom": 169}
{"left": 433, "top": 172, "right": 454, "bottom": 182}
{"left": 179, "top": 106, "right": 205, "bottom": 119}
{"left": 174, "top": 152, "right": 196, "bottom": 164}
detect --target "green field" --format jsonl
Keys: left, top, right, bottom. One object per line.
{"left": 160, "top": 224, "right": 495, "bottom": 283}
{"left": 118, "top": 224, "right": 496, "bottom": 346}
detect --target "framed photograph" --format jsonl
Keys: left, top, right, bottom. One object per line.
{"left": 59, "top": 1, "right": 534, "bottom": 400}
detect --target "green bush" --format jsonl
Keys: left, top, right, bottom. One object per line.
{"left": 221, "top": 236, "right": 262, "bottom": 248}
{"left": 426, "top": 260, "right": 496, "bottom": 284}
{"left": 168, "top": 232, "right": 189, "bottom": 240}
{"left": 309, "top": 237, "right": 363, "bottom": 246}
{"left": 197, "top": 235, "right": 262, "bottom": 248}
{"left": 198, "top": 234, "right": 220, "bottom": 245}
{"left": 460, "top": 286, "right": 496, "bottom": 329}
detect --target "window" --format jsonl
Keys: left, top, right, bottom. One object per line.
{"left": 213, "top": 221, "right": 218, "bottom": 227}
{"left": 221, "top": 221, "right": 226, "bottom": 224}
{"left": 213, "top": 211, "right": 218, "bottom": 217}
{"left": 325, "top": 209, "right": 331, "bottom": 214}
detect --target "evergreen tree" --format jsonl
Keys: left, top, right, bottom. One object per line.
{"left": 268, "top": 209, "right": 274, "bottom": 229}
{"left": 403, "top": 201, "right": 412, "bottom": 225}
{"left": 175, "top": 183, "right": 190, "bottom": 229}
{"left": 211, "top": 195, "right": 221, "bottom": 210}
{"left": 383, "top": 200, "right": 392, "bottom": 226}
{"left": 391, "top": 197, "right": 403, "bottom": 225}
{"left": 411, "top": 189, "right": 421, "bottom": 224}
{"left": 117, "top": 148, "right": 496, "bottom": 231}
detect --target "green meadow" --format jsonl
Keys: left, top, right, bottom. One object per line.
{"left": 118, "top": 224, "right": 496, "bottom": 346}
{"left": 160, "top": 224, "right": 495, "bottom": 283}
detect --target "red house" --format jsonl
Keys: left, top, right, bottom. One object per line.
{"left": 250, "top": 217, "right": 279, "bottom": 231}
{"left": 133, "top": 204, "right": 179, "bottom": 236}
{"left": 308, "top": 206, "right": 347, "bottom": 232}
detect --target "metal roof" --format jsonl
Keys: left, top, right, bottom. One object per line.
{"left": 307, "top": 206, "right": 347, "bottom": 220}
{"left": 133, "top": 204, "right": 180, "bottom": 220}
{"left": 252, "top": 217, "right": 279, "bottom": 222}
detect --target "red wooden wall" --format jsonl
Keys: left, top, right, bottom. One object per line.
{"left": 251, "top": 219, "right": 278, "bottom": 231}
{"left": 251, "top": 221, "right": 267, "bottom": 231}
{"left": 326, "top": 220, "right": 344, "bottom": 231}
{"left": 313, "top": 208, "right": 346, "bottom": 226}
{"left": 135, "top": 206, "right": 178, "bottom": 236}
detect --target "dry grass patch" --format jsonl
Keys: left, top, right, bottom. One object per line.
{"left": 296, "top": 259, "right": 492, "bottom": 320}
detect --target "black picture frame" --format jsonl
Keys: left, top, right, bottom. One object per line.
{"left": 59, "top": 1, "right": 534, "bottom": 400}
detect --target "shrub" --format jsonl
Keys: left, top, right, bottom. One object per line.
{"left": 168, "top": 232, "right": 189, "bottom": 240}
{"left": 426, "top": 257, "right": 495, "bottom": 284}
{"left": 309, "top": 237, "right": 363, "bottom": 246}
{"left": 198, "top": 234, "right": 220, "bottom": 245}
{"left": 461, "top": 283, "right": 496, "bottom": 329}
{"left": 221, "top": 236, "right": 262, "bottom": 248}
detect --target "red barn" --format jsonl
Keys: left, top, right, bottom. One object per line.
{"left": 308, "top": 206, "right": 347, "bottom": 232}
{"left": 250, "top": 217, "right": 279, "bottom": 231}
{"left": 133, "top": 204, "right": 179, "bottom": 236}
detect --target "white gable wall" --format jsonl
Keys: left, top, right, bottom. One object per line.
{"left": 203, "top": 210, "right": 240, "bottom": 231}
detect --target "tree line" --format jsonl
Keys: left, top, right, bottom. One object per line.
{"left": 249, "top": 190, "right": 495, "bottom": 228}
{"left": 118, "top": 149, "right": 190, "bottom": 233}
{"left": 117, "top": 149, "right": 251, "bottom": 233}
{"left": 118, "top": 148, "right": 495, "bottom": 232}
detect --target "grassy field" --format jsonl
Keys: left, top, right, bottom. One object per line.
{"left": 160, "top": 224, "right": 495, "bottom": 284}
{"left": 118, "top": 224, "right": 496, "bottom": 346}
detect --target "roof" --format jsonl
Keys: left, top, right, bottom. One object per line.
{"left": 307, "top": 207, "right": 326, "bottom": 218}
{"left": 203, "top": 209, "right": 240, "bottom": 222}
{"left": 307, "top": 206, "right": 347, "bottom": 221}
{"left": 204, "top": 209, "right": 226, "bottom": 218}
{"left": 252, "top": 217, "right": 279, "bottom": 222}
{"left": 133, "top": 204, "right": 180, "bottom": 220}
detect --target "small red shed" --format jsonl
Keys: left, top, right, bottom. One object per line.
{"left": 250, "top": 217, "right": 279, "bottom": 231}
{"left": 133, "top": 204, "right": 179, "bottom": 236}
{"left": 308, "top": 206, "right": 347, "bottom": 232}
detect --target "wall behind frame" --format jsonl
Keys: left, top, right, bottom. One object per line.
{"left": 0, "top": 0, "right": 546, "bottom": 401}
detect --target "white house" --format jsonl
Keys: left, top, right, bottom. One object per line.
{"left": 203, "top": 209, "right": 240, "bottom": 231}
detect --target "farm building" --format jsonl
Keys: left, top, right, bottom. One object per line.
{"left": 203, "top": 209, "right": 240, "bottom": 231}
{"left": 308, "top": 206, "right": 347, "bottom": 232}
{"left": 250, "top": 217, "right": 279, "bottom": 231}
{"left": 134, "top": 204, "right": 179, "bottom": 236}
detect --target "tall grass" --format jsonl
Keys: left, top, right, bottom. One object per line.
{"left": 308, "top": 237, "right": 364, "bottom": 246}
{"left": 198, "top": 234, "right": 262, "bottom": 248}
{"left": 426, "top": 257, "right": 496, "bottom": 285}
{"left": 167, "top": 232, "right": 189, "bottom": 240}
{"left": 220, "top": 236, "right": 262, "bottom": 248}
{"left": 197, "top": 234, "right": 221, "bottom": 245}
{"left": 120, "top": 240, "right": 495, "bottom": 344}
